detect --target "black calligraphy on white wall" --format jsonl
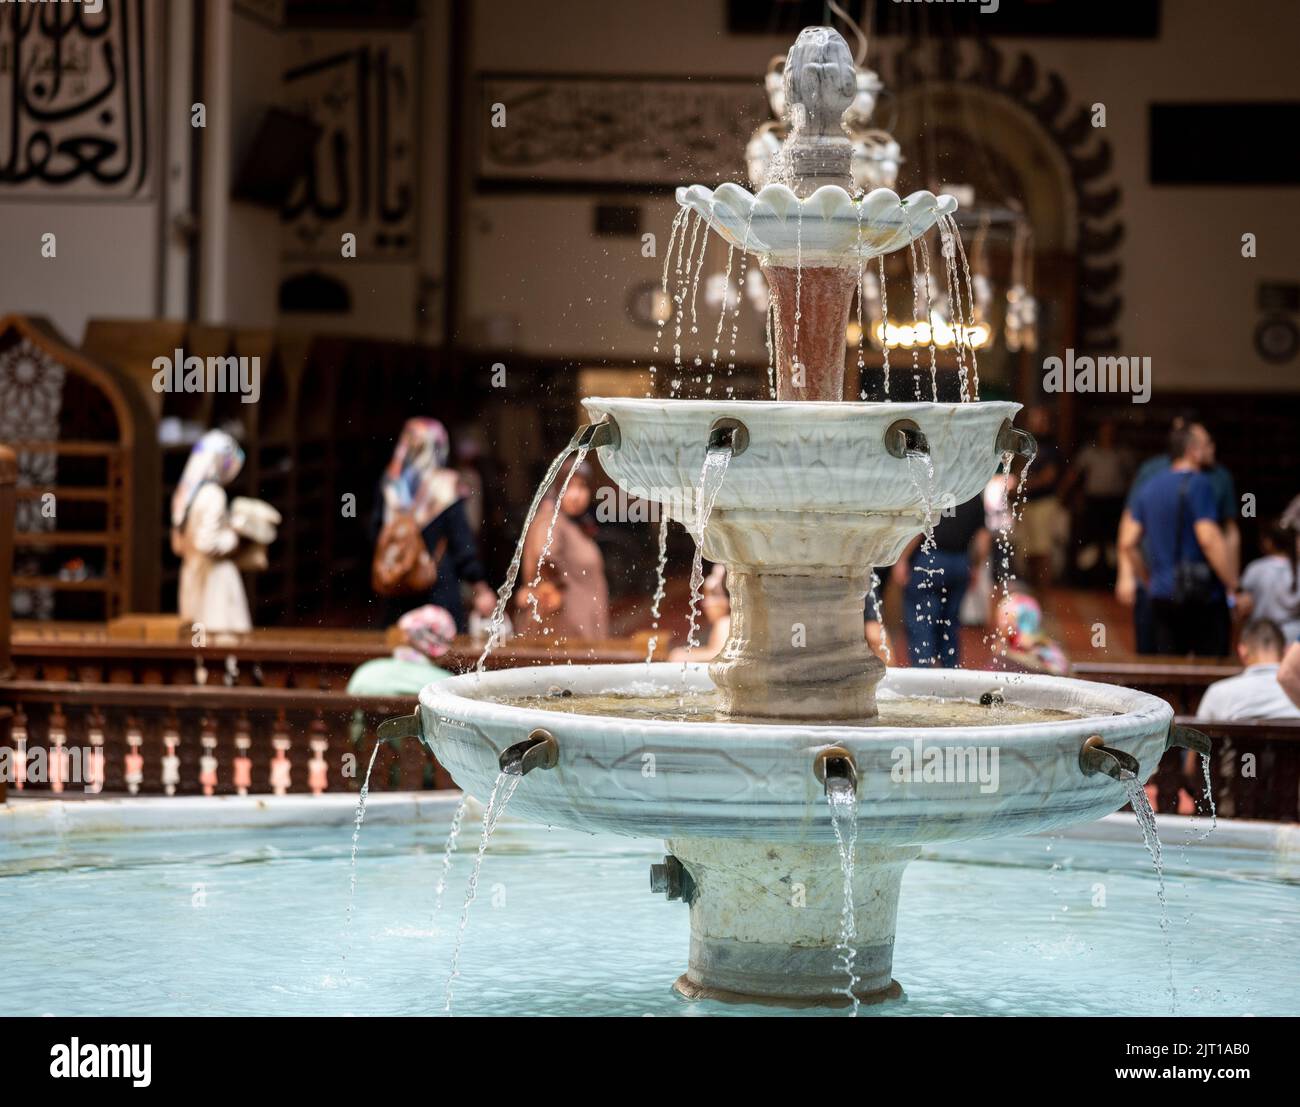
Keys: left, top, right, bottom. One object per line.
{"left": 477, "top": 76, "right": 766, "bottom": 189}
{"left": 0, "top": 0, "right": 152, "bottom": 197}
{"left": 281, "top": 31, "right": 415, "bottom": 262}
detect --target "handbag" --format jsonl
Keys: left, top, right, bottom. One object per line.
{"left": 1170, "top": 474, "right": 1218, "bottom": 605}
{"left": 372, "top": 511, "right": 446, "bottom": 597}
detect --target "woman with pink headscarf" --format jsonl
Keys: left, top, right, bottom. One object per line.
{"left": 170, "top": 430, "right": 251, "bottom": 632}
{"left": 374, "top": 418, "right": 495, "bottom": 630}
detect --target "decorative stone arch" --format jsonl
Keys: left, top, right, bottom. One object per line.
{"left": 886, "top": 38, "right": 1125, "bottom": 354}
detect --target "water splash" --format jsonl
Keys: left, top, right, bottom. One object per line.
{"left": 524, "top": 442, "right": 591, "bottom": 626}
{"left": 683, "top": 446, "right": 732, "bottom": 661}
{"left": 1124, "top": 776, "right": 1177, "bottom": 1013}
{"left": 645, "top": 513, "right": 671, "bottom": 664}
{"left": 443, "top": 772, "right": 522, "bottom": 1014}
{"left": 1193, "top": 752, "right": 1218, "bottom": 840}
{"left": 827, "top": 776, "right": 861, "bottom": 1016}
{"left": 340, "top": 741, "right": 383, "bottom": 979}
{"left": 476, "top": 444, "right": 577, "bottom": 671}
{"left": 764, "top": 299, "right": 777, "bottom": 399}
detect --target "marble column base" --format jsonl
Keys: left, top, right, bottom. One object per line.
{"left": 667, "top": 837, "right": 919, "bottom": 1005}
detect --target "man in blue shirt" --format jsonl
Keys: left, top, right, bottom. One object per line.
{"left": 1120, "top": 422, "right": 1237, "bottom": 656}
{"left": 1115, "top": 413, "right": 1239, "bottom": 653}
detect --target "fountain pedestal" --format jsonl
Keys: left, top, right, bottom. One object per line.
{"left": 668, "top": 837, "right": 918, "bottom": 1005}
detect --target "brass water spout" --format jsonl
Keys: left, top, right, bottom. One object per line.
{"left": 707, "top": 416, "right": 750, "bottom": 457}
{"left": 1078, "top": 734, "right": 1140, "bottom": 781}
{"left": 814, "top": 745, "right": 858, "bottom": 795}
{"left": 570, "top": 417, "right": 620, "bottom": 452}
{"left": 995, "top": 419, "right": 1037, "bottom": 464}
{"left": 884, "top": 418, "right": 928, "bottom": 459}
{"left": 1166, "top": 723, "right": 1211, "bottom": 755}
{"left": 500, "top": 728, "right": 559, "bottom": 776}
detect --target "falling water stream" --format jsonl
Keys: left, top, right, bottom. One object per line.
{"left": 476, "top": 445, "right": 577, "bottom": 672}
{"left": 340, "top": 741, "right": 383, "bottom": 980}
{"left": 826, "top": 777, "right": 861, "bottom": 1017}
{"left": 645, "top": 513, "right": 671, "bottom": 664}
{"left": 683, "top": 446, "right": 732, "bottom": 659}
{"left": 524, "top": 443, "right": 591, "bottom": 628}
{"left": 443, "top": 770, "right": 522, "bottom": 1014}
{"left": 1123, "top": 775, "right": 1177, "bottom": 1013}
{"left": 432, "top": 795, "right": 469, "bottom": 921}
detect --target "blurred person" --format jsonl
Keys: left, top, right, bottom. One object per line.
{"left": 1196, "top": 619, "right": 1300, "bottom": 721}
{"left": 374, "top": 418, "right": 496, "bottom": 632}
{"left": 1120, "top": 421, "right": 1237, "bottom": 656}
{"left": 1016, "top": 406, "right": 1066, "bottom": 589}
{"left": 515, "top": 458, "right": 609, "bottom": 641}
{"left": 1058, "top": 418, "right": 1132, "bottom": 583}
{"left": 669, "top": 563, "right": 730, "bottom": 662}
{"left": 891, "top": 492, "right": 989, "bottom": 667}
{"left": 171, "top": 430, "right": 251, "bottom": 633}
{"left": 347, "top": 605, "right": 457, "bottom": 696}
{"left": 1236, "top": 520, "right": 1300, "bottom": 642}
{"left": 997, "top": 592, "right": 1069, "bottom": 675}
{"left": 1116, "top": 412, "right": 1239, "bottom": 651}
{"left": 1280, "top": 641, "right": 1300, "bottom": 711}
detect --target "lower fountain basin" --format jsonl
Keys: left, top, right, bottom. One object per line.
{"left": 417, "top": 663, "right": 1173, "bottom": 845}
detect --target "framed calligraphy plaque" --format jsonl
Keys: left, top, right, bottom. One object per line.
{"left": 0, "top": 0, "right": 155, "bottom": 199}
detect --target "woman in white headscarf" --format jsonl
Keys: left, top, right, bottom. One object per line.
{"left": 170, "top": 430, "right": 251, "bottom": 633}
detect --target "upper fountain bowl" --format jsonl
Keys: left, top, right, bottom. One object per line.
{"left": 582, "top": 397, "right": 1021, "bottom": 568}
{"left": 675, "top": 183, "right": 958, "bottom": 267}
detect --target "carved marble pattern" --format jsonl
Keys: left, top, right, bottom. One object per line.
{"left": 419, "top": 663, "right": 1173, "bottom": 845}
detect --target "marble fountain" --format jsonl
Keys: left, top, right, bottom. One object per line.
{"left": 385, "top": 27, "right": 1207, "bottom": 1007}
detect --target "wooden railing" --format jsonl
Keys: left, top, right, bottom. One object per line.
{"left": 0, "top": 681, "right": 443, "bottom": 797}
{"left": 1148, "top": 716, "right": 1300, "bottom": 822}
{"left": 9, "top": 625, "right": 663, "bottom": 690}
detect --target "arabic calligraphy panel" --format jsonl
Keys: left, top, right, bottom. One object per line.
{"left": 476, "top": 75, "right": 767, "bottom": 190}
{"left": 0, "top": 0, "right": 154, "bottom": 198}
{"left": 280, "top": 30, "right": 416, "bottom": 262}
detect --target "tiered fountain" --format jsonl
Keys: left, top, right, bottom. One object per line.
{"left": 394, "top": 27, "right": 1204, "bottom": 1007}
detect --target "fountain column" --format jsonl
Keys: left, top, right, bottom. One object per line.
{"left": 668, "top": 837, "right": 918, "bottom": 1004}
{"left": 763, "top": 264, "right": 858, "bottom": 402}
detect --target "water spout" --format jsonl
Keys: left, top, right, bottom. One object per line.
{"left": 1166, "top": 723, "right": 1211, "bottom": 756}
{"left": 707, "top": 416, "right": 749, "bottom": 457}
{"left": 1078, "top": 734, "right": 1140, "bottom": 781}
{"left": 884, "top": 418, "right": 928, "bottom": 459}
{"left": 814, "top": 745, "right": 858, "bottom": 796}
{"left": 995, "top": 419, "right": 1037, "bottom": 464}
{"left": 571, "top": 417, "right": 620, "bottom": 452}
{"left": 499, "top": 728, "right": 559, "bottom": 776}
{"left": 649, "top": 855, "right": 695, "bottom": 904}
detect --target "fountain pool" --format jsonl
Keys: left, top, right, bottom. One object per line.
{"left": 1, "top": 799, "right": 1296, "bottom": 1016}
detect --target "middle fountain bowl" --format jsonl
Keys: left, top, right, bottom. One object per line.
{"left": 579, "top": 396, "right": 1029, "bottom": 722}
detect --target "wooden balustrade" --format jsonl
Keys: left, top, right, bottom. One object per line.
{"left": 1147, "top": 716, "right": 1300, "bottom": 822}
{"left": 0, "top": 681, "right": 448, "bottom": 798}
{"left": 9, "top": 625, "right": 663, "bottom": 690}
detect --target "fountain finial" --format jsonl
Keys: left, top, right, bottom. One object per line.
{"left": 780, "top": 27, "right": 856, "bottom": 197}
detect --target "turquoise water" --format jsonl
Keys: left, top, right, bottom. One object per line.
{"left": 1, "top": 816, "right": 1296, "bottom": 1016}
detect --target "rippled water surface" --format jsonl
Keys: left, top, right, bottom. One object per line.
{"left": 1, "top": 816, "right": 1295, "bottom": 1016}
{"left": 494, "top": 689, "right": 1079, "bottom": 727}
